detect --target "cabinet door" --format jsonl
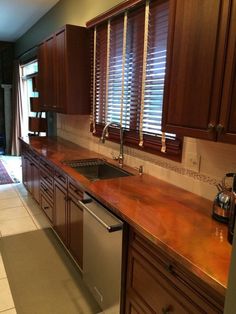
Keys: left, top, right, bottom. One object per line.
{"left": 54, "top": 29, "right": 66, "bottom": 113}
{"left": 54, "top": 182, "right": 67, "bottom": 245}
{"left": 38, "top": 42, "right": 47, "bottom": 110}
{"left": 126, "top": 230, "right": 224, "bottom": 314}
{"left": 162, "top": 0, "right": 230, "bottom": 140}
{"left": 21, "top": 153, "right": 28, "bottom": 188}
{"left": 68, "top": 197, "right": 83, "bottom": 269}
{"left": 45, "top": 36, "right": 56, "bottom": 109}
{"left": 126, "top": 248, "right": 191, "bottom": 314}
{"left": 38, "top": 37, "right": 55, "bottom": 110}
{"left": 26, "top": 158, "right": 33, "bottom": 194}
{"left": 218, "top": 0, "right": 236, "bottom": 144}
{"left": 32, "top": 163, "right": 40, "bottom": 204}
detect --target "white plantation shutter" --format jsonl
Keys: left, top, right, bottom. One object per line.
{"left": 90, "top": 0, "right": 181, "bottom": 159}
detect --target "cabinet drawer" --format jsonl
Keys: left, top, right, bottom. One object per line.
{"left": 40, "top": 193, "right": 53, "bottom": 223}
{"left": 126, "top": 230, "right": 224, "bottom": 314}
{"left": 40, "top": 158, "right": 54, "bottom": 176}
{"left": 40, "top": 168, "right": 53, "bottom": 189}
{"left": 54, "top": 168, "right": 67, "bottom": 188}
{"left": 40, "top": 182, "right": 53, "bottom": 204}
{"left": 68, "top": 180, "right": 84, "bottom": 201}
{"left": 128, "top": 248, "right": 195, "bottom": 313}
{"left": 30, "top": 150, "right": 40, "bottom": 164}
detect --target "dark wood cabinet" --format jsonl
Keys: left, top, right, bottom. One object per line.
{"left": 54, "top": 181, "right": 67, "bottom": 245}
{"left": 31, "top": 161, "right": 40, "bottom": 203}
{"left": 218, "top": 0, "right": 236, "bottom": 144}
{"left": 39, "top": 157, "right": 54, "bottom": 222}
{"left": 38, "top": 24, "right": 90, "bottom": 114}
{"left": 125, "top": 229, "right": 224, "bottom": 314}
{"left": 162, "top": 0, "right": 236, "bottom": 143}
{"left": 21, "top": 146, "right": 40, "bottom": 203}
{"left": 67, "top": 182, "right": 83, "bottom": 269}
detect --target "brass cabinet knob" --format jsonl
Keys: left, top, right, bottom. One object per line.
{"left": 216, "top": 124, "right": 224, "bottom": 136}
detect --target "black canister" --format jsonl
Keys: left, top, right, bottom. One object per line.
{"left": 228, "top": 174, "right": 236, "bottom": 244}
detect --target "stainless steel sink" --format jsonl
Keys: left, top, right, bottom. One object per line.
{"left": 62, "top": 158, "right": 132, "bottom": 181}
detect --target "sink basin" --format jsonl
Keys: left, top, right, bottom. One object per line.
{"left": 62, "top": 158, "right": 132, "bottom": 181}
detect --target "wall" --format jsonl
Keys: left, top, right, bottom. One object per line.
{"left": 15, "top": 0, "right": 123, "bottom": 57}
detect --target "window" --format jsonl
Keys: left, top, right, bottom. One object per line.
{"left": 21, "top": 60, "right": 46, "bottom": 136}
{"left": 88, "top": 0, "right": 182, "bottom": 160}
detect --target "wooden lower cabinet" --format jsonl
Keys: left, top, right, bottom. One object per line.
{"left": 40, "top": 193, "right": 53, "bottom": 222}
{"left": 54, "top": 181, "right": 67, "bottom": 245}
{"left": 21, "top": 147, "right": 40, "bottom": 203}
{"left": 54, "top": 178, "right": 84, "bottom": 270}
{"left": 31, "top": 162, "right": 40, "bottom": 203}
{"left": 125, "top": 229, "right": 224, "bottom": 314}
{"left": 67, "top": 196, "right": 83, "bottom": 269}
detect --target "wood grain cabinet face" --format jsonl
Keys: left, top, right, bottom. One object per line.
{"left": 37, "top": 25, "right": 90, "bottom": 114}
{"left": 67, "top": 196, "right": 83, "bottom": 269}
{"left": 21, "top": 147, "right": 40, "bottom": 203}
{"left": 54, "top": 181, "right": 67, "bottom": 245}
{"left": 162, "top": 0, "right": 236, "bottom": 143}
{"left": 218, "top": 0, "right": 236, "bottom": 144}
{"left": 125, "top": 229, "right": 224, "bottom": 314}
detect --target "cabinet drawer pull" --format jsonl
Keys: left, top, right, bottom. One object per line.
{"left": 166, "top": 264, "right": 174, "bottom": 274}
{"left": 44, "top": 206, "right": 49, "bottom": 210}
{"left": 162, "top": 305, "right": 173, "bottom": 314}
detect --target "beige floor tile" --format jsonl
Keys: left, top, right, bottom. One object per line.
{"left": 0, "top": 206, "right": 29, "bottom": 222}
{"left": 21, "top": 196, "right": 41, "bottom": 216}
{"left": 0, "top": 254, "right": 6, "bottom": 279}
{"left": 0, "top": 278, "right": 15, "bottom": 312}
{"left": 0, "top": 216, "right": 37, "bottom": 236}
{"left": 0, "top": 190, "right": 18, "bottom": 200}
{"left": 14, "top": 184, "right": 29, "bottom": 197}
{"left": 0, "top": 198, "right": 23, "bottom": 210}
{"left": 0, "top": 308, "right": 17, "bottom": 314}
{"left": 31, "top": 213, "right": 51, "bottom": 230}
{"left": 0, "top": 184, "right": 14, "bottom": 193}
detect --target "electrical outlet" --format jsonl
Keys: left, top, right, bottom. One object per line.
{"left": 185, "top": 152, "right": 201, "bottom": 172}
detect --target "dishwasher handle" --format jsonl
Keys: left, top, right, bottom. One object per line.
{"left": 78, "top": 200, "right": 123, "bottom": 233}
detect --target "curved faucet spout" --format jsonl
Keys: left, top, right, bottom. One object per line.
{"left": 100, "top": 121, "right": 124, "bottom": 167}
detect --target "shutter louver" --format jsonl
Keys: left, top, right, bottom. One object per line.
{"left": 89, "top": 0, "right": 181, "bottom": 160}
{"left": 143, "top": 0, "right": 175, "bottom": 141}
{"left": 95, "top": 23, "right": 107, "bottom": 125}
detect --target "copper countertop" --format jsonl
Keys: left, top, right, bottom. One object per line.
{"left": 20, "top": 136, "right": 232, "bottom": 296}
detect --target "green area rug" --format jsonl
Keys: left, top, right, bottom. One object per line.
{"left": 0, "top": 228, "right": 101, "bottom": 314}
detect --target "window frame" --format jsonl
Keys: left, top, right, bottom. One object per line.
{"left": 87, "top": 0, "right": 182, "bottom": 162}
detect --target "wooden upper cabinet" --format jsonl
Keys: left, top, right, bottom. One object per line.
{"left": 38, "top": 25, "right": 90, "bottom": 114}
{"left": 218, "top": 0, "right": 236, "bottom": 144}
{"left": 162, "top": 0, "right": 232, "bottom": 141}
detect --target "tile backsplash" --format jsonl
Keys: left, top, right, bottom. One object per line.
{"left": 57, "top": 114, "right": 236, "bottom": 201}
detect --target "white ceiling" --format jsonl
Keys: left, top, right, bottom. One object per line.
{"left": 0, "top": 0, "right": 60, "bottom": 42}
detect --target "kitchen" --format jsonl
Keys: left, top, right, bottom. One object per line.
{"left": 0, "top": 0, "right": 236, "bottom": 313}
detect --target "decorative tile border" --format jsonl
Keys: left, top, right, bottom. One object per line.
{"left": 150, "top": 159, "right": 219, "bottom": 186}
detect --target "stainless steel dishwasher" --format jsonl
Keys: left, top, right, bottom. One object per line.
{"left": 79, "top": 194, "right": 124, "bottom": 313}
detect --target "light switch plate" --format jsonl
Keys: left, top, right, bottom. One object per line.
{"left": 185, "top": 152, "right": 201, "bottom": 172}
